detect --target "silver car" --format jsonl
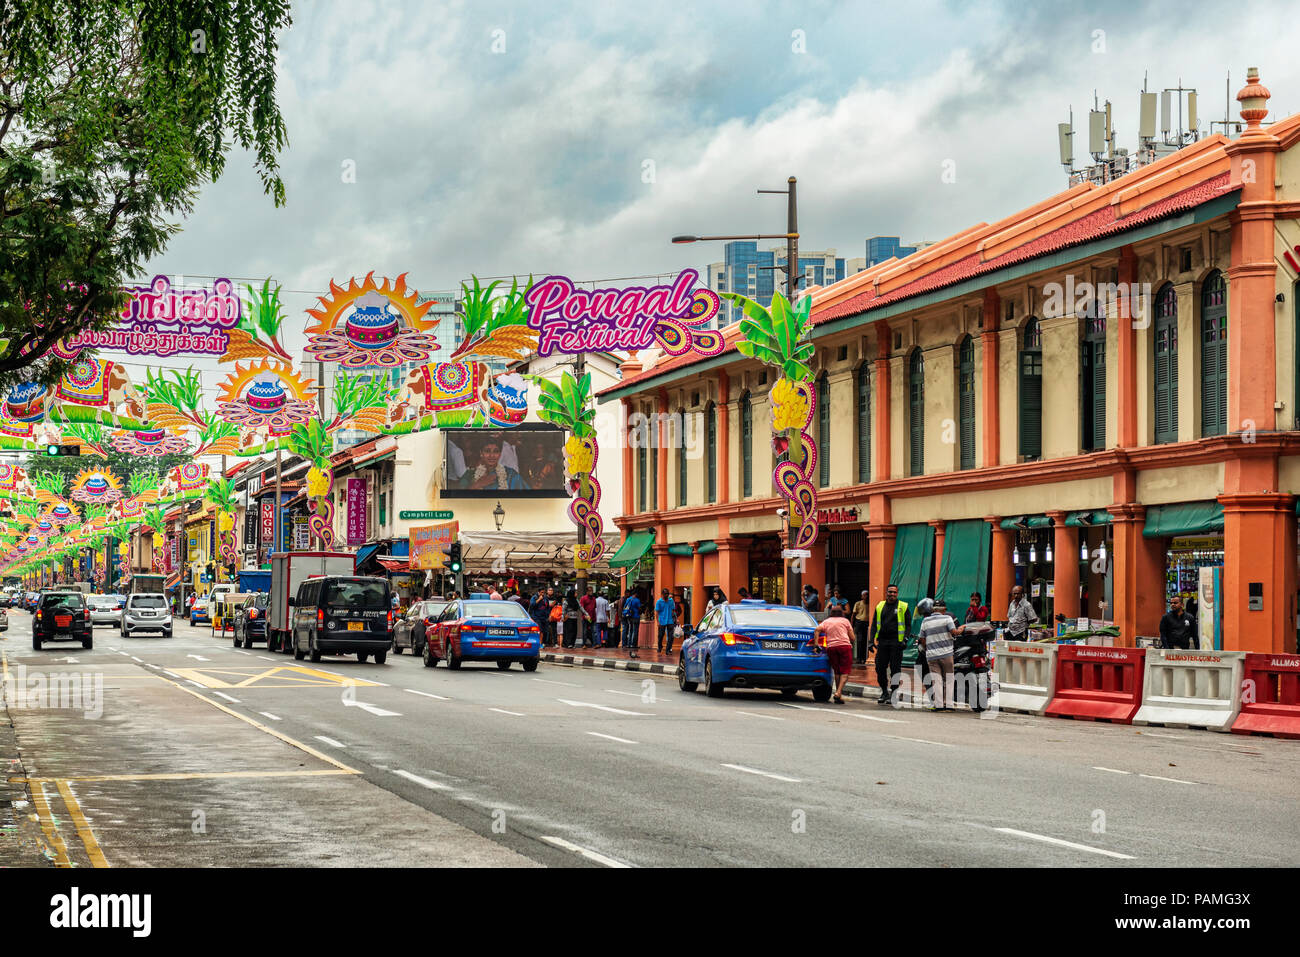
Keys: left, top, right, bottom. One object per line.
{"left": 88, "top": 594, "right": 122, "bottom": 627}
{"left": 122, "top": 593, "right": 173, "bottom": 638}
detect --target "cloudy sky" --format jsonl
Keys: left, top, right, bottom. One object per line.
{"left": 145, "top": 0, "right": 1296, "bottom": 325}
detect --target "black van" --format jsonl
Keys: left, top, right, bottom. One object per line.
{"left": 290, "top": 575, "right": 393, "bottom": 664}
{"left": 34, "top": 591, "right": 91, "bottom": 651}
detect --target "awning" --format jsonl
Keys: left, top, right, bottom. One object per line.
{"left": 1000, "top": 514, "right": 1054, "bottom": 529}
{"left": 935, "top": 519, "right": 991, "bottom": 609}
{"left": 1144, "top": 501, "right": 1224, "bottom": 538}
{"left": 377, "top": 556, "right": 410, "bottom": 573}
{"left": 889, "top": 523, "right": 934, "bottom": 637}
{"left": 390, "top": 539, "right": 409, "bottom": 558}
{"left": 666, "top": 541, "right": 716, "bottom": 557}
{"left": 355, "top": 542, "right": 383, "bottom": 568}
{"left": 609, "top": 530, "right": 654, "bottom": 568}
{"left": 1064, "top": 509, "right": 1113, "bottom": 527}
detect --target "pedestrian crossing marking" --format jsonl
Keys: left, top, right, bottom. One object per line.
{"left": 166, "top": 666, "right": 382, "bottom": 689}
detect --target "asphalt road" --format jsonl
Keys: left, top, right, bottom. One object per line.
{"left": 2, "top": 610, "right": 1296, "bottom": 868}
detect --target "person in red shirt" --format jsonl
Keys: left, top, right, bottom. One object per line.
{"left": 579, "top": 586, "right": 598, "bottom": 648}
{"left": 965, "top": 592, "right": 988, "bottom": 624}
{"left": 813, "top": 606, "right": 856, "bottom": 704}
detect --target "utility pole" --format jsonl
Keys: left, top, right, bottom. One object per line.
{"left": 574, "top": 351, "right": 587, "bottom": 638}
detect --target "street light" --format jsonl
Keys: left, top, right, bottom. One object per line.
{"left": 493, "top": 502, "right": 505, "bottom": 531}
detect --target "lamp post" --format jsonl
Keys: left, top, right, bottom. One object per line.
{"left": 493, "top": 501, "right": 505, "bottom": 531}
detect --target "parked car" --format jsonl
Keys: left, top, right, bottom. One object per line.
{"left": 290, "top": 575, "right": 393, "bottom": 664}
{"left": 0, "top": 607, "right": 7, "bottom": 631}
{"left": 426, "top": 599, "right": 541, "bottom": 671}
{"left": 25, "top": 592, "right": 39, "bottom": 612}
{"left": 33, "top": 591, "right": 91, "bottom": 651}
{"left": 122, "top": 593, "right": 173, "bottom": 638}
{"left": 393, "top": 599, "right": 447, "bottom": 657}
{"left": 232, "top": 593, "right": 269, "bottom": 649}
{"left": 87, "top": 594, "right": 122, "bottom": 627}
{"left": 678, "top": 600, "right": 833, "bottom": 701}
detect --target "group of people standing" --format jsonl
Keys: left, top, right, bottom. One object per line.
{"left": 522, "top": 583, "right": 614, "bottom": 650}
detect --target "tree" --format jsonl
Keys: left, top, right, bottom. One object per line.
{"left": 0, "top": 0, "right": 292, "bottom": 388}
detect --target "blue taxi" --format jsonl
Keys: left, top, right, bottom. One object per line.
{"left": 677, "top": 600, "right": 832, "bottom": 701}
{"left": 428, "top": 599, "right": 542, "bottom": 671}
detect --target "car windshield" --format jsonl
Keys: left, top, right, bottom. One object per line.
{"left": 423, "top": 602, "right": 448, "bottom": 619}
{"left": 463, "top": 601, "right": 530, "bottom": 620}
{"left": 90, "top": 596, "right": 117, "bottom": 608}
{"left": 41, "top": 594, "right": 83, "bottom": 611}
{"left": 324, "top": 579, "right": 388, "bottom": 609}
{"left": 131, "top": 596, "right": 167, "bottom": 609}
{"left": 253, "top": 594, "right": 268, "bottom": 608}
{"left": 728, "top": 606, "right": 816, "bottom": 629}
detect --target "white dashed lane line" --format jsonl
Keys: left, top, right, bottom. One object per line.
{"left": 259, "top": 712, "right": 282, "bottom": 721}
{"left": 980, "top": 825, "right": 1136, "bottom": 861}
{"left": 540, "top": 836, "right": 630, "bottom": 868}
{"left": 733, "top": 710, "right": 784, "bottom": 721}
{"left": 404, "top": 688, "right": 449, "bottom": 700}
{"left": 314, "top": 736, "right": 346, "bottom": 748}
{"left": 213, "top": 692, "right": 241, "bottom": 704}
{"left": 586, "top": 731, "right": 638, "bottom": 744}
{"left": 721, "top": 764, "right": 801, "bottom": 783}
{"left": 393, "top": 769, "right": 450, "bottom": 791}
{"left": 488, "top": 708, "right": 525, "bottom": 716}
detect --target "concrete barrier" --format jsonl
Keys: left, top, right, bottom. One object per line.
{"left": 1133, "top": 648, "right": 1245, "bottom": 732}
{"left": 988, "top": 641, "right": 1057, "bottom": 714}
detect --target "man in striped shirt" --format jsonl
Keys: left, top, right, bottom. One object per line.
{"left": 918, "top": 600, "right": 963, "bottom": 711}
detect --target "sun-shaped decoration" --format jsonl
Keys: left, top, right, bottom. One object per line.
{"left": 70, "top": 468, "right": 125, "bottom": 504}
{"left": 304, "top": 272, "right": 438, "bottom": 368}
{"left": 216, "top": 360, "right": 318, "bottom": 436}
{"left": 110, "top": 425, "right": 192, "bottom": 457}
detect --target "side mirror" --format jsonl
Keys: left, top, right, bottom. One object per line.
{"left": 287, "top": 597, "right": 296, "bottom": 607}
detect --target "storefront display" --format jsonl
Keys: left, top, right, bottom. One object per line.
{"left": 1166, "top": 536, "right": 1224, "bottom": 602}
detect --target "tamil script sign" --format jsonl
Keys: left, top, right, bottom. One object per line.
{"left": 347, "top": 478, "right": 368, "bottom": 546}
{"left": 410, "top": 521, "right": 458, "bottom": 570}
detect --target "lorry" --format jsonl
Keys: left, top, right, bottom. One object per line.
{"left": 266, "top": 551, "right": 356, "bottom": 653}
{"left": 129, "top": 574, "right": 166, "bottom": 595}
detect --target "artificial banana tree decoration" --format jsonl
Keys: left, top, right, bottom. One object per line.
{"left": 722, "top": 290, "right": 820, "bottom": 552}
{"left": 288, "top": 419, "right": 336, "bottom": 548}
{"left": 530, "top": 370, "right": 603, "bottom": 567}
{"left": 204, "top": 477, "right": 240, "bottom": 570}
{"left": 221, "top": 279, "right": 296, "bottom": 364}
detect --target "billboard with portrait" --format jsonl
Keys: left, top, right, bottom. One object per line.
{"left": 442, "top": 424, "right": 567, "bottom": 497}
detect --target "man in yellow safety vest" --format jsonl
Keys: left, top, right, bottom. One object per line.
{"left": 868, "top": 584, "right": 911, "bottom": 705}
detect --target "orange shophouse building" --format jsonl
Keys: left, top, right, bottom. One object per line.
{"left": 601, "top": 69, "right": 1300, "bottom": 654}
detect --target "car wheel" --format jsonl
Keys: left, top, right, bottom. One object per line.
{"left": 293, "top": 636, "right": 306, "bottom": 661}
{"left": 392, "top": 640, "right": 403, "bottom": 655}
{"left": 812, "top": 685, "right": 833, "bottom": 703}
{"left": 164, "top": 629, "right": 172, "bottom": 639}
{"left": 232, "top": 632, "right": 241, "bottom": 648}
{"left": 521, "top": 658, "right": 539, "bottom": 672}
{"left": 422, "top": 643, "right": 437, "bottom": 668}
{"left": 496, "top": 660, "right": 512, "bottom": 670}
{"left": 678, "top": 657, "right": 698, "bottom": 693}
{"left": 704, "top": 659, "right": 725, "bottom": 698}
{"left": 357, "top": 652, "right": 369, "bottom": 663}
{"left": 309, "top": 635, "right": 322, "bottom": 663}
{"left": 82, "top": 636, "right": 93, "bottom": 650}
{"left": 32, "top": 636, "right": 42, "bottom": 651}
{"left": 445, "top": 641, "right": 461, "bottom": 670}
{"left": 373, "top": 650, "right": 387, "bottom": 665}
{"left": 780, "top": 688, "right": 799, "bottom": 699}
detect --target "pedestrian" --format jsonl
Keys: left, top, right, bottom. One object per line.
{"left": 851, "top": 590, "right": 871, "bottom": 664}
{"left": 868, "top": 584, "right": 910, "bottom": 705}
{"left": 669, "top": 592, "right": 686, "bottom": 654}
{"left": 655, "top": 588, "right": 675, "bottom": 654}
{"left": 737, "top": 586, "right": 750, "bottom": 601}
{"left": 827, "top": 586, "right": 848, "bottom": 611}
{"left": 1159, "top": 595, "right": 1198, "bottom": 649}
{"left": 1005, "top": 585, "right": 1038, "bottom": 640}
{"left": 594, "top": 588, "right": 611, "bottom": 647}
{"left": 704, "top": 587, "right": 726, "bottom": 618}
{"left": 579, "top": 586, "right": 597, "bottom": 648}
{"left": 489, "top": 583, "right": 503, "bottom": 600}
{"left": 544, "top": 585, "right": 559, "bottom": 646}
{"left": 562, "top": 588, "right": 580, "bottom": 648}
{"left": 529, "top": 589, "right": 547, "bottom": 640}
{"left": 802, "top": 584, "right": 821, "bottom": 613}
{"left": 917, "top": 599, "right": 962, "bottom": 711}
{"left": 813, "top": 605, "right": 856, "bottom": 704}
{"left": 965, "top": 592, "right": 988, "bottom": 624}
{"left": 621, "top": 589, "right": 642, "bottom": 658}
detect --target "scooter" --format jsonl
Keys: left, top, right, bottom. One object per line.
{"left": 953, "top": 621, "right": 995, "bottom": 712}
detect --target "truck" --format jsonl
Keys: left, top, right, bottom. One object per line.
{"left": 129, "top": 574, "right": 166, "bottom": 595}
{"left": 267, "top": 551, "right": 355, "bottom": 653}
{"left": 237, "top": 569, "right": 272, "bottom": 594}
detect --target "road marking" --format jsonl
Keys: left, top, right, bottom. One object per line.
{"left": 489, "top": 708, "right": 525, "bottom": 716}
{"left": 720, "top": 763, "right": 801, "bottom": 783}
{"left": 162, "top": 670, "right": 183, "bottom": 679}
{"left": 393, "top": 769, "right": 451, "bottom": 791}
{"left": 259, "top": 712, "right": 281, "bottom": 721}
{"left": 314, "top": 736, "right": 346, "bottom": 748}
{"left": 186, "top": 655, "right": 210, "bottom": 661}
{"left": 540, "top": 836, "right": 630, "bottom": 868}
{"left": 130, "top": 656, "right": 142, "bottom": 662}
{"left": 213, "top": 692, "right": 241, "bottom": 704}
{"left": 30, "top": 784, "right": 71, "bottom": 867}
{"left": 1093, "top": 766, "right": 1131, "bottom": 775}
{"left": 734, "top": 710, "right": 784, "bottom": 721}
{"left": 991, "top": 826, "right": 1136, "bottom": 860}
{"left": 55, "top": 781, "right": 108, "bottom": 868}
{"left": 342, "top": 700, "right": 401, "bottom": 717}
{"left": 885, "top": 735, "right": 954, "bottom": 748}
{"left": 1139, "top": 731, "right": 1184, "bottom": 739}
{"left": 404, "top": 688, "right": 449, "bottom": 700}
{"left": 557, "top": 698, "right": 650, "bottom": 716}
{"left": 604, "top": 689, "right": 655, "bottom": 700}
{"left": 848, "top": 712, "right": 907, "bottom": 723}
{"left": 187, "top": 680, "right": 206, "bottom": 689}
{"left": 255, "top": 655, "right": 275, "bottom": 661}
{"left": 233, "top": 650, "right": 251, "bottom": 655}
{"left": 1139, "top": 773, "right": 1195, "bottom": 785}
{"left": 586, "top": 731, "right": 638, "bottom": 744}
{"left": 533, "top": 678, "right": 582, "bottom": 687}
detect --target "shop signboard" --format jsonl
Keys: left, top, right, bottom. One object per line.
{"left": 293, "top": 517, "right": 310, "bottom": 550}
{"left": 347, "top": 478, "right": 368, "bottom": 546}
{"left": 260, "top": 500, "right": 275, "bottom": 547}
{"left": 410, "top": 521, "right": 458, "bottom": 570}
{"left": 400, "top": 510, "right": 454, "bottom": 521}
{"left": 816, "top": 507, "right": 860, "bottom": 525}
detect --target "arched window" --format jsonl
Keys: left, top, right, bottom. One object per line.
{"left": 1081, "top": 302, "right": 1107, "bottom": 452}
{"left": 705, "top": 402, "right": 717, "bottom": 502}
{"left": 740, "top": 392, "right": 753, "bottom": 498}
{"left": 677, "top": 407, "right": 687, "bottom": 506}
{"left": 1200, "top": 271, "right": 1227, "bottom": 437}
{"left": 1154, "top": 283, "right": 1179, "bottom": 444}
{"left": 959, "top": 336, "right": 976, "bottom": 470}
{"left": 817, "top": 373, "right": 830, "bottom": 487}
{"left": 856, "top": 364, "right": 871, "bottom": 483}
{"left": 908, "top": 348, "right": 925, "bottom": 476}
{"left": 1018, "top": 319, "right": 1042, "bottom": 460}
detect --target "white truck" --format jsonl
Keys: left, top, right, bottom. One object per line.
{"left": 266, "top": 551, "right": 355, "bottom": 653}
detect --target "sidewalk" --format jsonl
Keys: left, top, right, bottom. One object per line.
{"left": 539, "top": 642, "right": 890, "bottom": 699}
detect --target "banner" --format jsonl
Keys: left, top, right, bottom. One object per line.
{"left": 347, "top": 478, "right": 368, "bottom": 546}
{"left": 55, "top": 276, "right": 242, "bottom": 359}
{"left": 410, "top": 521, "right": 458, "bottom": 570}
{"left": 293, "top": 516, "right": 310, "bottom": 550}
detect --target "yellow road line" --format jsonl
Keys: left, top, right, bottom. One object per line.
{"left": 18, "top": 768, "right": 355, "bottom": 784}
{"left": 159, "top": 677, "right": 360, "bottom": 773}
{"left": 29, "top": 783, "right": 71, "bottom": 867}
{"left": 56, "top": 780, "right": 109, "bottom": 868}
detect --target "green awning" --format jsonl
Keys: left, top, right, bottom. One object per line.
{"left": 667, "top": 541, "right": 717, "bottom": 557}
{"left": 889, "top": 523, "right": 934, "bottom": 638}
{"left": 697, "top": 541, "right": 717, "bottom": 554}
{"left": 935, "top": 519, "right": 992, "bottom": 610}
{"left": 999, "top": 514, "right": 1052, "bottom": 529}
{"left": 999, "top": 516, "right": 1025, "bottom": 529}
{"left": 608, "top": 530, "right": 654, "bottom": 568}
{"left": 1064, "top": 509, "right": 1111, "bottom": 526}
{"left": 1144, "top": 501, "right": 1224, "bottom": 538}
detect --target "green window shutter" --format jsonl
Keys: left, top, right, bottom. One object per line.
{"left": 856, "top": 366, "right": 871, "bottom": 483}
{"left": 379, "top": 492, "right": 386, "bottom": 527}
{"left": 741, "top": 393, "right": 753, "bottom": 497}
{"left": 959, "top": 337, "right": 976, "bottom": 469}
{"left": 1200, "top": 271, "right": 1227, "bottom": 437}
{"left": 1092, "top": 341, "right": 1107, "bottom": 450}
{"left": 649, "top": 442, "right": 657, "bottom": 510}
{"left": 678, "top": 408, "right": 687, "bottom": 506}
{"left": 1018, "top": 321, "right": 1042, "bottom": 460}
{"left": 1082, "top": 307, "right": 1107, "bottom": 452}
{"left": 1154, "top": 285, "right": 1178, "bottom": 444}
{"left": 817, "top": 375, "right": 830, "bottom": 487}
{"left": 909, "top": 349, "right": 924, "bottom": 477}
{"left": 706, "top": 403, "right": 716, "bottom": 503}
{"left": 637, "top": 444, "right": 646, "bottom": 512}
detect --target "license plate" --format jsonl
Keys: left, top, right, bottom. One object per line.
{"left": 347, "top": 622, "right": 364, "bottom": 631}
{"left": 488, "top": 628, "right": 515, "bottom": 636}
{"left": 56, "top": 633, "right": 71, "bottom": 640}
{"left": 764, "top": 640, "right": 798, "bottom": 650}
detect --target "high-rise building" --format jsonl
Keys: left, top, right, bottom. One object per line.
{"left": 706, "top": 243, "right": 846, "bottom": 326}
{"left": 865, "top": 236, "right": 917, "bottom": 268}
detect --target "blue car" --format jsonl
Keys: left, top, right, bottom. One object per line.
{"left": 429, "top": 599, "right": 542, "bottom": 671}
{"left": 190, "top": 597, "right": 211, "bottom": 626}
{"left": 678, "top": 600, "right": 833, "bottom": 701}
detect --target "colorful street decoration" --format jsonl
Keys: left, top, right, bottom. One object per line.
{"left": 304, "top": 273, "right": 438, "bottom": 368}
{"left": 69, "top": 468, "right": 126, "bottom": 505}
{"left": 531, "top": 370, "right": 603, "bottom": 568}
{"left": 216, "top": 360, "right": 318, "bottom": 437}
{"left": 724, "top": 290, "right": 820, "bottom": 553}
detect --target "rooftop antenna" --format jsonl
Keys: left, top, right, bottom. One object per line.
{"left": 1210, "top": 70, "right": 1243, "bottom": 137}
{"left": 1058, "top": 107, "right": 1074, "bottom": 172}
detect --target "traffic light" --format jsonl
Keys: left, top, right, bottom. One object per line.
{"left": 448, "top": 541, "right": 462, "bottom": 575}
{"left": 45, "top": 444, "right": 80, "bottom": 456}
{"left": 205, "top": 561, "right": 215, "bottom": 578}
